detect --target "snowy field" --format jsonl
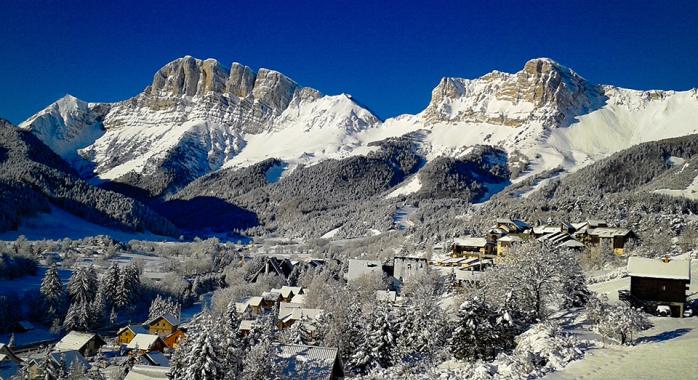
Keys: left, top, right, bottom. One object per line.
{"left": 545, "top": 317, "right": 698, "bottom": 380}
{"left": 0, "top": 266, "right": 71, "bottom": 296}
{"left": 545, "top": 255, "right": 698, "bottom": 379}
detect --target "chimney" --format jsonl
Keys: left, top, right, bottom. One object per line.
{"left": 663, "top": 255, "right": 670, "bottom": 263}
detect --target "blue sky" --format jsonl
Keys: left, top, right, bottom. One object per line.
{"left": 1, "top": 0, "right": 697, "bottom": 123}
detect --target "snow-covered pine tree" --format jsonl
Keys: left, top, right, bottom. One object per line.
{"left": 68, "top": 266, "right": 96, "bottom": 304}
{"left": 184, "top": 325, "right": 223, "bottom": 380}
{"left": 241, "top": 337, "right": 279, "bottom": 380}
{"left": 451, "top": 297, "right": 502, "bottom": 361}
{"left": 101, "top": 261, "right": 120, "bottom": 307}
{"left": 63, "top": 301, "right": 81, "bottom": 331}
{"left": 116, "top": 263, "right": 141, "bottom": 309}
{"left": 148, "top": 295, "right": 181, "bottom": 320}
{"left": 350, "top": 303, "right": 397, "bottom": 373}
{"left": 220, "top": 302, "right": 243, "bottom": 379}
{"left": 90, "top": 288, "right": 107, "bottom": 328}
{"left": 40, "top": 264, "right": 66, "bottom": 323}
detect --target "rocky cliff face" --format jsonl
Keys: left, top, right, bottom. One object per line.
{"left": 21, "top": 56, "right": 379, "bottom": 197}
{"left": 423, "top": 58, "right": 606, "bottom": 128}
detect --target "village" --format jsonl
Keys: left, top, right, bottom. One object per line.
{"left": 0, "top": 217, "right": 695, "bottom": 380}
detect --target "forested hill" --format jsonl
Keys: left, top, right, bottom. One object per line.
{"left": 0, "top": 119, "right": 178, "bottom": 236}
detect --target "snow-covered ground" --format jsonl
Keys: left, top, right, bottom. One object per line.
{"left": 0, "top": 266, "right": 71, "bottom": 296}
{"left": 545, "top": 316, "right": 698, "bottom": 380}
{"left": 0, "top": 206, "right": 175, "bottom": 242}
{"left": 544, "top": 256, "right": 698, "bottom": 379}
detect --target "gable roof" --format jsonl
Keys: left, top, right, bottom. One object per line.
{"left": 127, "top": 334, "right": 164, "bottom": 350}
{"left": 142, "top": 351, "right": 170, "bottom": 367}
{"left": 124, "top": 365, "right": 170, "bottom": 380}
{"left": 118, "top": 324, "right": 148, "bottom": 336}
{"left": 345, "top": 259, "right": 382, "bottom": 281}
{"left": 588, "top": 227, "right": 633, "bottom": 238}
{"left": 145, "top": 313, "right": 180, "bottom": 327}
{"left": 453, "top": 237, "right": 488, "bottom": 248}
{"left": 55, "top": 331, "right": 103, "bottom": 352}
{"left": 498, "top": 235, "right": 523, "bottom": 243}
{"left": 628, "top": 257, "right": 691, "bottom": 281}
{"left": 278, "top": 304, "right": 324, "bottom": 323}
{"left": 275, "top": 344, "right": 341, "bottom": 380}
{"left": 48, "top": 350, "right": 89, "bottom": 370}
{"left": 239, "top": 320, "right": 255, "bottom": 331}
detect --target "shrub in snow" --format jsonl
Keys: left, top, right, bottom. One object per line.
{"left": 508, "top": 322, "right": 584, "bottom": 375}
{"left": 596, "top": 303, "right": 652, "bottom": 345}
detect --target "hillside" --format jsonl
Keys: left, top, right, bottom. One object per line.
{"left": 0, "top": 119, "right": 177, "bottom": 236}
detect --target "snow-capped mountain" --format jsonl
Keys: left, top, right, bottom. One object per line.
{"left": 20, "top": 56, "right": 380, "bottom": 196}
{"left": 20, "top": 57, "right": 698, "bottom": 199}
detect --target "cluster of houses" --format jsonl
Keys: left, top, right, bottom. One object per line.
{"left": 0, "top": 303, "right": 344, "bottom": 380}
{"left": 441, "top": 218, "right": 636, "bottom": 267}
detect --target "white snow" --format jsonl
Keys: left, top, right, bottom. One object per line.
{"left": 320, "top": 227, "right": 342, "bottom": 239}
{"left": 386, "top": 175, "right": 422, "bottom": 198}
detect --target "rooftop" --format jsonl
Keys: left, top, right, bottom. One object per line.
{"left": 628, "top": 257, "right": 691, "bottom": 281}
{"left": 54, "top": 331, "right": 101, "bottom": 352}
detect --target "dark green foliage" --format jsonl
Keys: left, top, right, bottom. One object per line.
{"left": 0, "top": 120, "right": 178, "bottom": 236}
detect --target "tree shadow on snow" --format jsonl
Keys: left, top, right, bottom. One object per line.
{"left": 636, "top": 328, "right": 692, "bottom": 344}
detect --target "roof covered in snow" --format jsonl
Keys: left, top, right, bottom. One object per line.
{"left": 127, "top": 334, "right": 163, "bottom": 350}
{"left": 588, "top": 227, "right": 633, "bottom": 238}
{"left": 628, "top": 257, "right": 691, "bottom": 280}
{"left": 498, "top": 235, "right": 523, "bottom": 243}
{"left": 145, "top": 313, "right": 180, "bottom": 327}
{"left": 54, "top": 331, "right": 103, "bottom": 352}
{"left": 345, "top": 259, "right": 382, "bottom": 281}
{"left": 124, "top": 365, "right": 170, "bottom": 380}
{"left": 275, "top": 344, "right": 340, "bottom": 380}
{"left": 453, "top": 237, "right": 488, "bottom": 247}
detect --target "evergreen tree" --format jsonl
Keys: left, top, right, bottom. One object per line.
{"left": 185, "top": 327, "right": 223, "bottom": 380}
{"left": 116, "top": 263, "right": 141, "bottom": 309}
{"left": 450, "top": 297, "right": 511, "bottom": 361}
{"left": 40, "top": 265, "right": 66, "bottom": 322}
{"left": 220, "top": 302, "right": 243, "bottom": 379}
{"left": 68, "top": 266, "right": 95, "bottom": 304}
{"left": 351, "top": 303, "right": 396, "bottom": 373}
{"left": 101, "top": 262, "right": 120, "bottom": 307}
{"left": 242, "top": 338, "right": 279, "bottom": 380}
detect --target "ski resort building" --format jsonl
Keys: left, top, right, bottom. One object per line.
{"left": 626, "top": 256, "right": 691, "bottom": 317}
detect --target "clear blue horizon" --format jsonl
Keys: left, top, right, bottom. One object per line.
{"left": 1, "top": 0, "right": 697, "bottom": 124}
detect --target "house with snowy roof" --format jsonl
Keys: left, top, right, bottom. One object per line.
{"left": 583, "top": 227, "right": 637, "bottom": 255}
{"left": 451, "top": 237, "right": 495, "bottom": 258}
{"left": 275, "top": 344, "right": 344, "bottom": 380}
{"left": 117, "top": 325, "right": 148, "bottom": 345}
{"left": 626, "top": 256, "right": 691, "bottom": 317}
{"left": 27, "top": 350, "right": 90, "bottom": 379}
{"left": 344, "top": 259, "right": 383, "bottom": 282}
{"left": 494, "top": 218, "right": 531, "bottom": 234}
{"left": 145, "top": 314, "right": 180, "bottom": 336}
{"left": 127, "top": 334, "right": 166, "bottom": 353}
{"left": 124, "top": 365, "right": 170, "bottom": 380}
{"left": 277, "top": 303, "right": 324, "bottom": 329}
{"left": 54, "top": 331, "right": 105, "bottom": 357}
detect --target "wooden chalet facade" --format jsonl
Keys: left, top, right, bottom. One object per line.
{"left": 582, "top": 227, "right": 636, "bottom": 255}
{"left": 164, "top": 329, "right": 187, "bottom": 349}
{"left": 452, "top": 237, "right": 495, "bottom": 258}
{"left": 627, "top": 256, "right": 691, "bottom": 317}
{"left": 146, "top": 314, "right": 180, "bottom": 336}
{"left": 117, "top": 325, "right": 148, "bottom": 345}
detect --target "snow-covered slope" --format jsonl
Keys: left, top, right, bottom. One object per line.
{"left": 20, "top": 56, "right": 380, "bottom": 196}
{"left": 19, "top": 95, "right": 109, "bottom": 173}
{"left": 20, "top": 56, "right": 698, "bottom": 198}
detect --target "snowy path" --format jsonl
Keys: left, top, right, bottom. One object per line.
{"left": 545, "top": 317, "right": 698, "bottom": 380}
